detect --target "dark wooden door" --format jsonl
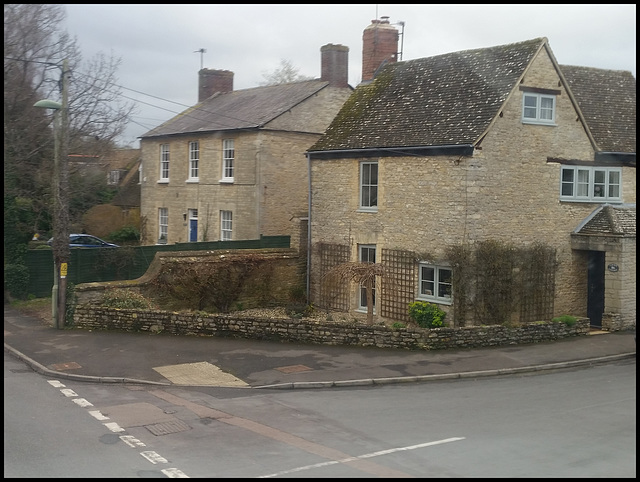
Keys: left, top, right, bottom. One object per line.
{"left": 587, "top": 251, "right": 605, "bottom": 328}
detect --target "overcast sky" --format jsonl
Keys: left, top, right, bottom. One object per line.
{"left": 62, "top": 4, "right": 636, "bottom": 147}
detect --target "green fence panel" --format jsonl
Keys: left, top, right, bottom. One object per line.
{"left": 24, "top": 236, "right": 290, "bottom": 299}
{"left": 24, "top": 250, "right": 55, "bottom": 298}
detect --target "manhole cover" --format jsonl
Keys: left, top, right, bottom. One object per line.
{"left": 50, "top": 361, "right": 82, "bottom": 371}
{"left": 275, "top": 364, "right": 313, "bottom": 374}
{"left": 145, "top": 419, "right": 191, "bottom": 436}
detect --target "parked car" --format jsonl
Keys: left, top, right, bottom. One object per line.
{"left": 47, "top": 234, "right": 119, "bottom": 248}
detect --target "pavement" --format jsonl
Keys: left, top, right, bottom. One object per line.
{"left": 4, "top": 306, "right": 636, "bottom": 390}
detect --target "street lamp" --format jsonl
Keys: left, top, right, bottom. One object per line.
{"left": 33, "top": 59, "right": 69, "bottom": 330}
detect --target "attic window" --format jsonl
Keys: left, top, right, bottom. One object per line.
{"left": 108, "top": 169, "right": 126, "bottom": 185}
{"left": 522, "top": 92, "right": 556, "bottom": 125}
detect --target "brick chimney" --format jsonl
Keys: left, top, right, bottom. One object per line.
{"left": 198, "top": 68, "right": 233, "bottom": 102}
{"left": 320, "top": 44, "right": 349, "bottom": 88}
{"left": 362, "top": 16, "right": 399, "bottom": 82}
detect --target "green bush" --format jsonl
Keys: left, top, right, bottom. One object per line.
{"left": 408, "top": 301, "right": 446, "bottom": 328}
{"left": 101, "top": 288, "right": 153, "bottom": 309}
{"left": 551, "top": 314, "right": 577, "bottom": 326}
{"left": 4, "top": 263, "right": 30, "bottom": 300}
{"left": 107, "top": 226, "right": 140, "bottom": 243}
{"left": 391, "top": 322, "right": 406, "bottom": 329}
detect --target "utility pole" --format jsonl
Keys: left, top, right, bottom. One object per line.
{"left": 36, "top": 59, "right": 70, "bottom": 329}
{"left": 56, "top": 58, "right": 70, "bottom": 330}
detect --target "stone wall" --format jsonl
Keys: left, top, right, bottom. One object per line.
{"left": 72, "top": 305, "right": 590, "bottom": 351}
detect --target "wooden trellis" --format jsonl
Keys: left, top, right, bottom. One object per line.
{"left": 380, "top": 248, "right": 416, "bottom": 322}
{"left": 317, "top": 242, "right": 350, "bottom": 311}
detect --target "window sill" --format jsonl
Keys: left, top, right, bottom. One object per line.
{"left": 357, "top": 208, "right": 378, "bottom": 213}
{"left": 416, "top": 296, "right": 452, "bottom": 306}
{"left": 355, "top": 308, "right": 377, "bottom": 315}
{"left": 521, "top": 119, "right": 556, "bottom": 126}
{"left": 559, "top": 198, "right": 623, "bottom": 204}
{"left": 186, "top": 179, "right": 199, "bottom": 183}
{"left": 157, "top": 180, "right": 169, "bottom": 184}
{"left": 219, "top": 179, "right": 234, "bottom": 184}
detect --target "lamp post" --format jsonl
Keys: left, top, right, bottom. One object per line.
{"left": 34, "top": 59, "right": 69, "bottom": 330}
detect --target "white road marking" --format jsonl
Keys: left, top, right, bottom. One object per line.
{"left": 45, "top": 380, "right": 189, "bottom": 478}
{"left": 88, "top": 410, "right": 109, "bottom": 421}
{"left": 162, "top": 468, "right": 190, "bottom": 478}
{"left": 120, "top": 435, "right": 146, "bottom": 448}
{"left": 141, "top": 451, "right": 169, "bottom": 464}
{"left": 258, "top": 437, "right": 466, "bottom": 478}
{"left": 104, "top": 422, "right": 125, "bottom": 433}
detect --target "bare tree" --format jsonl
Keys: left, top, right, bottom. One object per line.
{"left": 4, "top": 4, "right": 136, "bottom": 251}
{"left": 322, "top": 261, "right": 386, "bottom": 325}
{"left": 259, "top": 59, "right": 314, "bottom": 86}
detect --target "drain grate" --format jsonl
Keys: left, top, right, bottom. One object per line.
{"left": 145, "top": 419, "right": 191, "bottom": 436}
{"left": 275, "top": 364, "right": 313, "bottom": 374}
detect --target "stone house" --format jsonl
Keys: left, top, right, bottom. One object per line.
{"left": 138, "top": 44, "right": 353, "bottom": 248}
{"left": 307, "top": 19, "right": 636, "bottom": 330}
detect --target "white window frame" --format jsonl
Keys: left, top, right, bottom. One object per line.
{"left": 418, "top": 263, "right": 452, "bottom": 304}
{"left": 359, "top": 161, "right": 378, "bottom": 212}
{"left": 357, "top": 244, "right": 376, "bottom": 312}
{"left": 522, "top": 93, "right": 556, "bottom": 125}
{"left": 221, "top": 139, "right": 234, "bottom": 182}
{"left": 188, "top": 141, "right": 199, "bottom": 182}
{"left": 560, "top": 166, "right": 622, "bottom": 202}
{"left": 158, "top": 207, "right": 168, "bottom": 243}
{"left": 220, "top": 210, "right": 232, "bottom": 241}
{"left": 108, "top": 169, "right": 121, "bottom": 185}
{"left": 159, "top": 144, "right": 170, "bottom": 182}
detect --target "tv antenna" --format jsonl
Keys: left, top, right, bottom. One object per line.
{"left": 194, "top": 48, "right": 206, "bottom": 70}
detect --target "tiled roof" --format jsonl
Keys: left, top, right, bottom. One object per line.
{"left": 561, "top": 65, "right": 636, "bottom": 154}
{"left": 575, "top": 204, "right": 636, "bottom": 236}
{"left": 111, "top": 175, "right": 140, "bottom": 208}
{"left": 140, "top": 80, "right": 332, "bottom": 138}
{"left": 309, "top": 38, "right": 546, "bottom": 151}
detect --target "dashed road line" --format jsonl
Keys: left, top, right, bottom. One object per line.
{"left": 141, "top": 451, "right": 169, "bottom": 464}
{"left": 88, "top": 410, "right": 109, "bottom": 421}
{"left": 45, "top": 379, "right": 190, "bottom": 477}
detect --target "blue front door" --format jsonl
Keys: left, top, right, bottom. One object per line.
{"left": 189, "top": 218, "right": 198, "bottom": 242}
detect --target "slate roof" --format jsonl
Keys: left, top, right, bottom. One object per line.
{"left": 561, "top": 65, "right": 636, "bottom": 154}
{"left": 140, "top": 80, "right": 333, "bottom": 138}
{"left": 111, "top": 164, "right": 141, "bottom": 208}
{"left": 309, "top": 38, "right": 546, "bottom": 151}
{"left": 574, "top": 204, "right": 636, "bottom": 236}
